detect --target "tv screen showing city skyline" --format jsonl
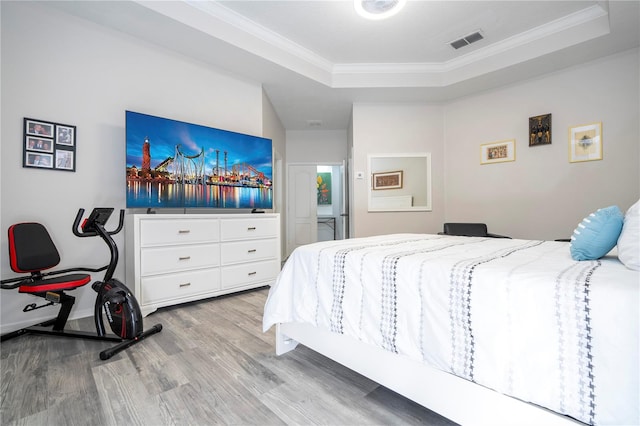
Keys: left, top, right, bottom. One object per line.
{"left": 125, "top": 110, "right": 273, "bottom": 210}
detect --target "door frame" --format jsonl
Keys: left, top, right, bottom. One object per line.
{"left": 285, "top": 161, "right": 348, "bottom": 257}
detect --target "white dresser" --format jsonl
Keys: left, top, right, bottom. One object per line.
{"left": 125, "top": 213, "right": 280, "bottom": 316}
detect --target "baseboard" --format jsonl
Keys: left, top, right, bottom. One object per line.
{"left": 0, "top": 307, "right": 94, "bottom": 335}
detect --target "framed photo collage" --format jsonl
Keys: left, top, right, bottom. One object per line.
{"left": 23, "top": 117, "right": 76, "bottom": 172}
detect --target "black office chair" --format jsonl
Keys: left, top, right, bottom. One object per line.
{"left": 440, "top": 223, "right": 511, "bottom": 238}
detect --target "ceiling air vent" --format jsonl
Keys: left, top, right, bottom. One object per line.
{"left": 449, "top": 31, "right": 484, "bottom": 50}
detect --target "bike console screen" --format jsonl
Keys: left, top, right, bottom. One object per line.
{"left": 82, "top": 208, "right": 114, "bottom": 232}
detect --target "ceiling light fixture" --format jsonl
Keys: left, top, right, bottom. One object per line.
{"left": 354, "top": 0, "right": 407, "bottom": 20}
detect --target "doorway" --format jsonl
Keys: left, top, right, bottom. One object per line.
{"left": 286, "top": 163, "right": 347, "bottom": 258}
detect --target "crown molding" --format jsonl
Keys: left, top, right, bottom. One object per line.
{"left": 331, "top": 4, "right": 610, "bottom": 87}
{"left": 157, "top": 1, "right": 610, "bottom": 89}
{"left": 442, "top": 4, "right": 609, "bottom": 72}
{"left": 183, "top": 0, "right": 334, "bottom": 73}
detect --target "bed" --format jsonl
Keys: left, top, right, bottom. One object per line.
{"left": 263, "top": 234, "right": 639, "bottom": 425}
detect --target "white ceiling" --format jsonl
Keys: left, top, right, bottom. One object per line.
{"left": 49, "top": 1, "right": 640, "bottom": 130}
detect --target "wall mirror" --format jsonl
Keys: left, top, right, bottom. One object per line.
{"left": 368, "top": 153, "right": 432, "bottom": 212}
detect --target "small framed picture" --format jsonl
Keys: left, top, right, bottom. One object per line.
{"left": 23, "top": 117, "right": 76, "bottom": 172}
{"left": 25, "top": 136, "right": 54, "bottom": 153}
{"left": 529, "top": 113, "right": 552, "bottom": 146}
{"left": 25, "top": 152, "right": 53, "bottom": 168}
{"left": 372, "top": 170, "right": 403, "bottom": 190}
{"left": 317, "top": 172, "right": 332, "bottom": 205}
{"left": 56, "top": 125, "right": 75, "bottom": 146}
{"left": 25, "top": 119, "right": 54, "bottom": 138}
{"left": 55, "top": 150, "right": 75, "bottom": 171}
{"left": 481, "top": 139, "right": 516, "bottom": 164}
{"left": 569, "top": 122, "right": 602, "bottom": 163}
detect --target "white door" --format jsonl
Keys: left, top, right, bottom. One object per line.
{"left": 287, "top": 165, "right": 318, "bottom": 257}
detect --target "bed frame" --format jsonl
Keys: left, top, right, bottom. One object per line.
{"left": 276, "top": 322, "right": 583, "bottom": 426}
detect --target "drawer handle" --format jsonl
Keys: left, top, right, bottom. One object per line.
{"left": 247, "top": 227, "right": 256, "bottom": 231}
{"left": 248, "top": 249, "right": 257, "bottom": 253}
{"left": 179, "top": 282, "right": 191, "bottom": 288}
{"left": 178, "top": 256, "right": 191, "bottom": 261}
{"left": 178, "top": 229, "right": 191, "bottom": 234}
{"left": 248, "top": 271, "right": 257, "bottom": 276}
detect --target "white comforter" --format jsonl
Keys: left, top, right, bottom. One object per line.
{"left": 263, "top": 234, "right": 639, "bottom": 425}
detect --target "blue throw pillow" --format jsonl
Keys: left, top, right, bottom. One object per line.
{"left": 570, "top": 206, "right": 624, "bottom": 261}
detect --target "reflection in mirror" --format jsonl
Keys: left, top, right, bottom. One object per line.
{"left": 368, "top": 153, "right": 432, "bottom": 212}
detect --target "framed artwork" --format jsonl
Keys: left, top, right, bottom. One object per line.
{"left": 317, "top": 172, "right": 332, "bottom": 205}
{"left": 23, "top": 117, "right": 76, "bottom": 172}
{"left": 372, "top": 170, "right": 403, "bottom": 190}
{"left": 529, "top": 113, "right": 552, "bottom": 146}
{"left": 569, "top": 122, "right": 602, "bottom": 163}
{"left": 481, "top": 139, "right": 516, "bottom": 164}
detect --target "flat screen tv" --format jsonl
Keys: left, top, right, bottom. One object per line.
{"left": 126, "top": 111, "right": 273, "bottom": 210}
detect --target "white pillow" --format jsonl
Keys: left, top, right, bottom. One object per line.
{"left": 617, "top": 200, "right": 640, "bottom": 270}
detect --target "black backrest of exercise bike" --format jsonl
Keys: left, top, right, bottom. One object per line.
{"left": 8, "top": 223, "right": 61, "bottom": 273}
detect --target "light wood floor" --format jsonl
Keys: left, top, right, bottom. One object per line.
{"left": 1, "top": 287, "right": 458, "bottom": 426}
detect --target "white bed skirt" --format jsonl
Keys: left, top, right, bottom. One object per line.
{"left": 276, "top": 322, "right": 582, "bottom": 426}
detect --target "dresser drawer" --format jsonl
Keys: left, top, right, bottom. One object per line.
{"left": 140, "top": 219, "right": 219, "bottom": 246}
{"left": 141, "top": 268, "right": 220, "bottom": 305}
{"left": 127, "top": 213, "right": 280, "bottom": 316}
{"left": 141, "top": 244, "right": 220, "bottom": 276}
{"left": 221, "top": 259, "right": 280, "bottom": 289}
{"left": 221, "top": 218, "right": 278, "bottom": 241}
{"left": 221, "top": 238, "right": 278, "bottom": 265}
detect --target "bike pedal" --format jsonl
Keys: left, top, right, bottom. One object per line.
{"left": 22, "top": 303, "right": 37, "bottom": 312}
{"left": 45, "top": 292, "right": 61, "bottom": 303}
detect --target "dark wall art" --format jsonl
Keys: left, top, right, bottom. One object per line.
{"left": 23, "top": 118, "right": 76, "bottom": 172}
{"left": 529, "top": 113, "right": 552, "bottom": 146}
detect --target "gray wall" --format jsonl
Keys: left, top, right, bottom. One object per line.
{"left": 0, "top": 2, "right": 284, "bottom": 331}
{"left": 350, "top": 49, "right": 639, "bottom": 239}
{"left": 351, "top": 103, "right": 446, "bottom": 237}
{"left": 444, "top": 49, "right": 639, "bottom": 240}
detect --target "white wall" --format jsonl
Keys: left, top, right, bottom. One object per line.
{"left": 286, "top": 130, "right": 348, "bottom": 163}
{"left": 444, "top": 49, "right": 640, "bottom": 240}
{"left": 351, "top": 103, "right": 445, "bottom": 237}
{"left": 0, "top": 2, "right": 270, "bottom": 332}
{"left": 262, "top": 91, "right": 287, "bottom": 256}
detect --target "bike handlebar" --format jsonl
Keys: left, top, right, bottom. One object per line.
{"left": 72, "top": 208, "right": 125, "bottom": 237}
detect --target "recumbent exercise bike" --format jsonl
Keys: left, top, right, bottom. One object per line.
{"left": 0, "top": 208, "right": 162, "bottom": 360}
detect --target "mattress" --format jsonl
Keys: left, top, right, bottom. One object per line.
{"left": 263, "top": 234, "right": 639, "bottom": 425}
